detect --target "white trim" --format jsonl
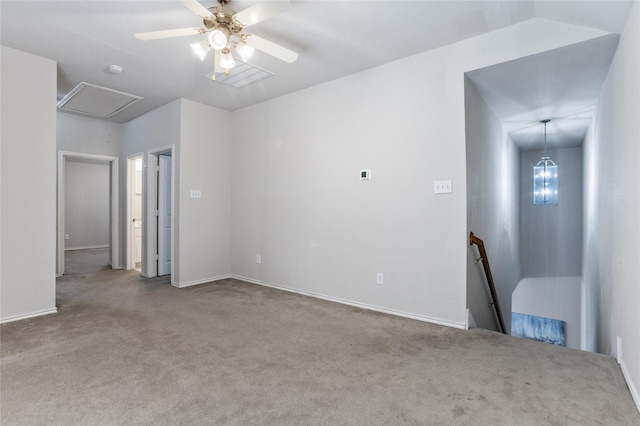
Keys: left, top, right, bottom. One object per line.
{"left": 65, "top": 244, "right": 109, "bottom": 251}
{"left": 57, "top": 151, "right": 120, "bottom": 276}
{"left": 172, "top": 275, "right": 232, "bottom": 288}
{"left": 231, "top": 275, "right": 467, "bottom": 330}
{"left": 620, "top": 357, "right": 640, "bottom": 413}
{"left": 0, "top": 308, "right": 57, "bottom": 324}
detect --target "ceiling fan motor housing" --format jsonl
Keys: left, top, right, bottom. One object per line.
{"left": 204, "top": 6, "right": 242, "bottom": 34}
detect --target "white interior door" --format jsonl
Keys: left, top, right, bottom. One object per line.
{"left": 157, "top": 154, "right": 172, "bottom": 276}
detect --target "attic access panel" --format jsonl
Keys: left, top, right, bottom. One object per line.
{"left": 57, "top": 82, "right": 143, "bottom": 118}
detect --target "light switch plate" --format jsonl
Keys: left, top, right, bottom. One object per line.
{"left": 190, "top": 189, "right": 202, "bottom": 199}
{"left": 433, "top": 180, "right": 452, "bottom": 194}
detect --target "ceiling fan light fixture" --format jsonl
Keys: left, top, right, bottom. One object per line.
{"left": 235, "top": 42, "right": 255, "bottom": 62}
{"left": 191, "top": 40, "right": 211, "bottom": 61}
{"left": 208, "top": 29, "right": 228, "bottom": 50}
{"left": 220, "top": 49, "right": 236, "bottom": 69}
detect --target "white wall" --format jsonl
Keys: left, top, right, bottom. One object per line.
{"left": 465, "top": 77, "right": 521, "bottom": 333}
{"left": 520, "top": 147, "right": 583, "bottom": 278}
{"left": 64, "top": 160, "right": 110, "bottom": 250}
{"left": 593, "top": 0, "right": 640, "bottom": 409}
{"left": 513, "top": 277, "right": 582, "bottom": 350}
{"left": 56, "top": 112, "right": 123, "bottom": 267}
{"left": 175, "top": 99, "right": 232, "bottom": 286}
{"left": 121, "top": 99, "right": 180, "bottom": 157}
{"left": 230, "top": 19, "right": 608, "bottom": 328}
{"left": 0, "top": 46, "right": 57, "bottom": 322}
{"left": 581, "top": 118, "right": 599, "bottom": 353}
{"left": 120, "top": 98, "right": 232, "bottom": 285}
{"left": 121, "top": 99, "right": 181, "bottom": 277}
{"left": 57, "top": 112, "right": 122, "bottom": 157}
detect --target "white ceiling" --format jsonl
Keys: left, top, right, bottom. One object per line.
{"left": 467, "top": 33, "right": 620, "bottom": 152}
{"left": 0, "top": 1, "right": 634, "bottom": 127}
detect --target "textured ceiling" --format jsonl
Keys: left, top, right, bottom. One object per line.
{"left": 0, "top": 1, "right": 634, "bottom": 125}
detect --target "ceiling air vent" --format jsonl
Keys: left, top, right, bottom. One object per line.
{"left": 200, "top": 62, "right": 273, "bottom": 88}
{"left": 57, "top": 82, "right": 143, "bottom": 118}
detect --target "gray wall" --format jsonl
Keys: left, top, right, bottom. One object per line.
{"left": 0, "top": 46, "right": 57, "bottom": 322}
{"left": 229, "top": 19, "right": 589, "bottom": 328}
{"left": 121, "top": 98, "right": 233, "bottom": 286}
{"left": 57, "top": 112, "right": 122, "bottom": 157}
{"left": 122, "top": 99, "right": 181, "bottom": 278}
{"left": 592, "top": 0, "right": 640, "bottom": 401}
{"left": 520, "top": 147, "right": 583, "bottom": 278}
{"left": 64, "top": 159, "right": 110, "bottom": 250}
{"left": 465, "top": 77, "right": 521, "bottom": 334}
{"left": 176, "top": 99, "right": 232, "bottom": 286}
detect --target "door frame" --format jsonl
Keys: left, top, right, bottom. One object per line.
{"left": 57, "top": 151, "right": 120, "bottom": 276}
{"left": 126, "top": 153, "right": 144, "bottom": 270}
{"left": 145, "top": 144, "right": 175, "bottom": 281}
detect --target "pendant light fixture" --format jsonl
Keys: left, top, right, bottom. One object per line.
{"left": 533, "top": 119, "right": 558, "bottom": 205}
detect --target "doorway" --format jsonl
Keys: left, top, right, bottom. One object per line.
{"left": 57, "top": 151, "right": 120, "bottom": 276}
{"left": 127, "top": 155, "right": 144, "bottom": 271}
{"left": 157, "top": 153, "right": 172, "bottom": 276}
{"left": 145, "top": 145, "right": 175, "bottom": 280}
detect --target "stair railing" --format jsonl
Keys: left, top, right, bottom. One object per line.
{"left": 469, "top": 232, "right": 506, "bottom": 334}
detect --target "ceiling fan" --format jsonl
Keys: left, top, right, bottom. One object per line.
{"left": 135, "top": 0, "right": 298, "bottom": 78}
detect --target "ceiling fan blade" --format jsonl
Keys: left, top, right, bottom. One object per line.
{"left": 214, "top": 49, "right": 224, "bottom": 74}
{"left": 245, "top": 34, "right": 298, "bottom": 63}
{"left": 233, "top": 0, "right": 292, "bottom": 27}
{"left": 179, "top": 0, "right": 215, "bottom": 19}
{"left": 135, "top": 27, "right": 204, "bottom": 40}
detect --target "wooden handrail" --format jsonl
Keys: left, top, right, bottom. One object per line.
{"left": 469, "top": 232, "right": 506, "bottom": 334}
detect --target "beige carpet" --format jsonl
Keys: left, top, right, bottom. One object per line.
{"left": 1, "top": 267, "right": 638, "bottom": 425}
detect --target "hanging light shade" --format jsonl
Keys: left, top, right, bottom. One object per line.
{"left": 190, "top": 40, "right": 211, "bottom": 61}
{"left": 533, "top": 119, "right": 558, "bottom": 205}
{"left": 235, "top": 42, "right": 255, "bottom": 62}
{"left": 219, "top": 48, "right": 236, "bottom": 69}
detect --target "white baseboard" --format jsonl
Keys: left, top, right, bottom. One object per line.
{"left": 0, "top": 308, "right": 57, "bottom": 324}
{"left": 65, "top": 245, "right": 109, "bottom": 251}
{"left": 172, "top": 274, "right": 232, "bottom": 288}
{"left": 231, "top": 275, "right": 466, "bottom": 330}
{"left": 620, "top": 357, "right": 640, "bottom": 413}
{"left": 466, "top": 308, "right": 477, "bottom": 330}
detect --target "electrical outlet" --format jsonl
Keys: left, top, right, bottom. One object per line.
{"left": 190, "top": 189, "right": 202, "bottom": 199}
{"left": 256, "top": 255, "right": 261, "bottom": 264}
{"left": 376, "top": 273, "right": 384, "bottom": 285}
{"left": 433, "top": 180, "right": 452, "bottom": 194}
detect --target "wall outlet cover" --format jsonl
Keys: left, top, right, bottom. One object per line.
{"left": 433, "top": 180, "right": 452, "bottom": 194}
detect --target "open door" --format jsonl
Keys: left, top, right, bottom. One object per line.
{"left": 157, "top": 154, "right": 172, "bottom": 276}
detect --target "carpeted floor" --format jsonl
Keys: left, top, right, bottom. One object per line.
{"left": 64, "top": 247, "right": 111, "bottom": 274}
{"left": 1, "top": 265, "right": 638, "bottom": 425}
